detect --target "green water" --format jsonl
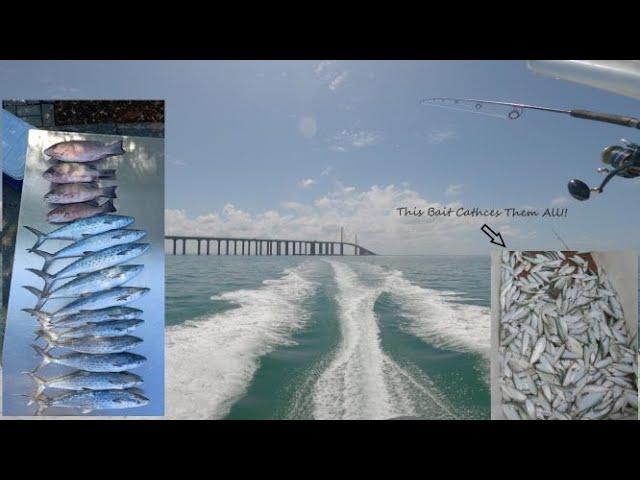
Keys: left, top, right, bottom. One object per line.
{"left": 165, "top": 255, "right": 491, "bottom": 419}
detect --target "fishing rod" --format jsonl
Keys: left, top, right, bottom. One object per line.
{"left": 422, "top": 97, "right": 640, "bottom": 201}
{"left": 422, "top": 97, "right": 640, "bottom": 128}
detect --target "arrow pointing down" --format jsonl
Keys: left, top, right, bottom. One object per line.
{"left": 481, "top": 224, "right": 506, "bottom": 248}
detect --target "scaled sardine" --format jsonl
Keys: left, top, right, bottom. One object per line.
{"left": 43, "top": 163, "right": 116, "bottom": 184}
{"left": 44, "top": 140, "right": 125, "bottom": 162}
{"left": 45, "top": 182, "right": 117, "bottom": 204}
{"left": 29, "top": 388, "right": 148, "bottom": 415}
{"left": 24, "top": 214, "right": 134, "bottom": 249}
{"left": 29, "top": 243, "right": 149, "bottom": 288}
{"left": 33, "top": 345, "right": 146, "bottom": 372}
{"left": 24, "top": 306, "right": 143, "bottom": 329}
{"left": 26, "top": 370, "right": 143, "bottom": 396}
{"left": 498, "top": 250, "right": 638, "bottom": 420}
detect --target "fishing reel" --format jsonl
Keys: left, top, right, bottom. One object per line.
{"left": 422, "top": 97, "right": 640, "bottom": 202}
{"left": 568, "top": 139, "right": 640, "bottom": 201}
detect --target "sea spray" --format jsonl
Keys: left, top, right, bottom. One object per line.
{"left": 165, "top": 262, "right": 316, "bottom": 419}
{"left": 312, "top": 261, "right": 455, "bottom": 420}
{"left": 382, "top": 268, "right": 491, "bottom": 356}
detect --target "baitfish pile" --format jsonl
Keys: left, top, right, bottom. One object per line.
{"left": 498, "top": 251, "right": 638, "bottom": 420}
{"left": 21, "top": 138, "right": 150, "bottom": 415}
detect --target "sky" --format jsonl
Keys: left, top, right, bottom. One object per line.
{"left": 1, "top": 60, "right": 639, "bottom": 254}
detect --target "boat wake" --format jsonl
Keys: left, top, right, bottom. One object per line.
{"left": 165, "top": 262, "right": 316, "bottom": 419}
{"left": 312, "top": 261, "right": 456, "bottom": 420}
{"left": 382, "top": 268, "right": 490, "bottom": 357}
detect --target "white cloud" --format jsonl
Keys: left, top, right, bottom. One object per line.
{"left": 328, "top": 129, "right": 381, "bottom": 151}
{"left": 427, "top": 129, "right": 456, "bottom": 144}
{"left": 314, "top": 60, "right": 334, "bottom": 74}
{"left": 165, "top": 184, "right": 530, "bottom": 254}
{"left": 329, "top": 71, "right": 348, "bottom": 91}
{"left": 321, "top": 166, "right": 333, "bottom": 176}
{"left": 281, "top": 201, "right": 306, "bottom": 211}
{"left": 550, "top": 196, "right": 569, "bottom": 206}
{"left": 313, "top": 60, "right": 348, "bottom": 91}
{"left": 299, "top": 178, "right": 315, "bottom": 188}
{"left": 445, "top": 184, "right": 463, "bottom": 196}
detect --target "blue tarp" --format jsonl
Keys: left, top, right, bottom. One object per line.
{"left": 1, "top": 110, "right": 33, "bottom": 181}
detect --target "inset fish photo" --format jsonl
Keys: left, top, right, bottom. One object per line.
{"left": 492, "top": 251, "right": 638, "bottom": 420}
{"left": 1, "top": 100, "right": 165, "bottom": 416}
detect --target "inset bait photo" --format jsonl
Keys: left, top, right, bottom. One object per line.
{"left": 491, "top": 251, "right": 638, "bottom": 420}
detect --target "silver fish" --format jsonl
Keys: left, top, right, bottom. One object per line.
{"left": 39, "top": 319, "right": 143, "bottom": 341}
{"left": 24, "top": 214, "right": 134, "bottom": 249}
{"left": 29, "top": 243, "right": 149, "bottom": 289}
{"left": 44, "top": 140, "right": 125, "bottom": 162}
{"left": 26, "top": 370, "right": 143, "bottom": 396}
{"left": 29, "top": 388, "right": 148, "bottom": 415}
{"left": 33, "top": 345, "right": 146, "bottom": 372}
{"left": 24, "top": 306, "right": 143, "bottom": 329}
{"left": 47, "top": 199, "right": 116, "bottom": 224}
{"left": 24, "top": 265, "right": 144, "bottom": 308}
{"left": 27, "top": 229, "right": 147, "bottom": 272}
{"left": 529, "top": 337, "right": 546, "bottom": 365}
{"left": 45, "top": 182, "right": 118, "bottom": 204}
{"left": 498, "top": 250, "right": 638, "bottom": 420}
{"left": 32, "top": 286, "right": 149, "bottom": 319}
{"left": 43, "top": 162, "right": 116, "bottom": 184}
{"left": 41, "top": 333, "right": 143, "bottom": 354}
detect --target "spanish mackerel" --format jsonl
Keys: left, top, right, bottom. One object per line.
{"left": 29, "top": 389, "right": 148, "bottom": 415}
{"left": 27, "top": 371, "right": 143, "bottom": 396}
{"left": 24, "top": 306, "right": 143, "bottom": 329}
{"left": 38, "top": 319, "right": 143, "bottom": 341}
{"left": 33, "top": 345, "right": 147, "bottom": 372}
{"left": 41, "top": 333, "right": 143, "bottom": 354}
{"left": 28, "top": 229, "right": 146, "bottom": 272}
{"left": 25, "top": 214, "right": 134, "bottom": 250}
{"left": 24, "top": 265, "right": 143, "bottom": 308}
{"left": 27, "top": 287, "right": 149, "bottom": 319}
{"left": 29, "top": 243, "right": 149, "bottom": 289}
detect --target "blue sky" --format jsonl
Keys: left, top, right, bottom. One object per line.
{"left": 1, "top": 60, "right": 639, "bottom": 254}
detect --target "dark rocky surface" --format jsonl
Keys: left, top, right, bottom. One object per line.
{"left": 54, "top": 100, "right": 164, "bottom": 125}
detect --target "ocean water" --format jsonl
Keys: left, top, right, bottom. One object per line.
{"left": 165, "top": 255, "right": 491, "bottom": 420}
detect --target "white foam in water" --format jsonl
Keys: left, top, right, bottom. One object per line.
{"left": 383, "top": 269, "right": 490, "bottom": 356}
{"left": 312, "top": 261, "right": 456, "bottom": 420}
{"left": 165, "top": 263, "right": 315, "bottom": 419}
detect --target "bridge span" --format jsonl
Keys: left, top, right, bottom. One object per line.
{"left": 165, "top": 236, "right": 375, "bottom": 256}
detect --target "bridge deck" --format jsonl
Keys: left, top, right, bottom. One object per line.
{"left": 164, "top": 236, "right": 375, "bottom": 256}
